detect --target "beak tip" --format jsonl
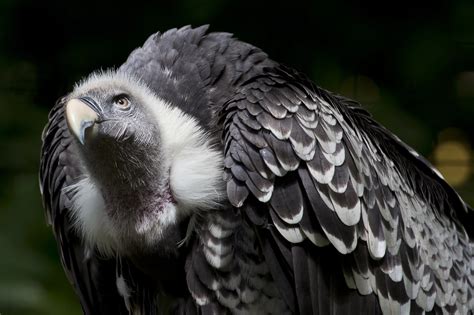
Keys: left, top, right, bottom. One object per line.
{"left": 78, "top": 132, "right": 86, "bottom": 146}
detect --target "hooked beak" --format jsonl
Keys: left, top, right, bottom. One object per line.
{"left": 65, "top": 97, "right": 99, "bottom": 145}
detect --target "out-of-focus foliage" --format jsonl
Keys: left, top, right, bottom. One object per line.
{"left": 0, "top": 0, "right": 472, "bottom": 314}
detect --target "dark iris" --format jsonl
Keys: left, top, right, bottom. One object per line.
{"left": 113, "top": 94, "right": 130, "bottom": 109}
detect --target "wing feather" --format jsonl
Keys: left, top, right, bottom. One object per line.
{"left": 222, "top": 66, "right": 474, "bottom": 314}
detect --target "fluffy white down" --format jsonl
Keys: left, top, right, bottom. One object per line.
{"left": 152, "top": 103, "right": 225, "bottom": 212}
{"left": 66, "top": 177, "right": 118, "bottom": 255}
{"left": 67, "top": 70, "right": 225, "bottom": 255}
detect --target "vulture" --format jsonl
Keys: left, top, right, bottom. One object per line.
{"left": 39, "top": 25, "right": 474, "bottom": 314}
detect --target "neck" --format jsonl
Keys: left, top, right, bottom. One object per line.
{"left": 85, "top": 139, "right": 170, "bottom": 211}
{"left": 84, "top": 140, "right": 187, "bottom": 256}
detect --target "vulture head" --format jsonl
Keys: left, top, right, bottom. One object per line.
{"left": 66, "top": 75, "right": 163, "bottom": 187}
{"left": 66, "top": 73, "right": 167, "bottom": 190}
{"left": 64, "top": 71, "right": 224, "bottom": 257}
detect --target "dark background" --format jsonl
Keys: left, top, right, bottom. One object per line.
{"left": 1, "top": 0, "right": 473, "bottom": 314}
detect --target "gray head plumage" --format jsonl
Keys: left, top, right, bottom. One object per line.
{"left": 66, "top": 71, "right": 166, "bottom": 188}
{"left": 63, "top": 69, "right": 225, "bottom": 256}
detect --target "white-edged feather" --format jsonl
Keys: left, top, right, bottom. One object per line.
{"left": 116, "top": 275, "right": 132, "bottom": 311}
{"left": 301, "top": 227, "right": 330, "bottom": 247}
{"left": 270, "top": 210, "right": 304, "bottom": 243}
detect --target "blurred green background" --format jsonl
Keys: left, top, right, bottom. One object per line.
{"left": 0, "top": 0, "right": 473, "bottom": 314}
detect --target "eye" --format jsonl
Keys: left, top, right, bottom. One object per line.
{"left": 113, "top": 94, "right": 130, "bottom": 110}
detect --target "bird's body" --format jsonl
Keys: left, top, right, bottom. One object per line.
{"left": 40, "top": 25, "right": 474, "bottom": 314}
